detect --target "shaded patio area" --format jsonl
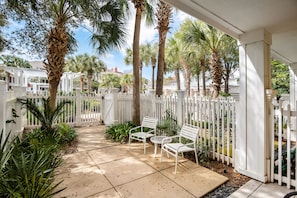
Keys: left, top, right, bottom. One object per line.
{"left": 54, "top": 125, "right": 228, "bottom": 197}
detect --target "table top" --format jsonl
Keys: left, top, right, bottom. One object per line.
{"left": 150, "top": 136, "right": 171, "bottom": 144}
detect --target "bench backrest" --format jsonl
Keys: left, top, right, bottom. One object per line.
{"left": 141, "top": 116, "right": 158, "bottom": 130}
{"left": 180, "top": 125, "right": 199, "bottom": 142}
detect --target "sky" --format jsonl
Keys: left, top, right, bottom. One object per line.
{"left": 2, "top": 6, "right": 192, "bottom": 80}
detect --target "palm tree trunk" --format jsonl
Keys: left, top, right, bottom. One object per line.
{"left": 210, "top": 51, "right": 223, "bottom": 98}
{"left": 87, "top": 74, "right": 92, "bottom": 93}
{"left": 224, "top": 63, "right": 231, "bottom": 93}
{"left": 45, "top": 18, "right": 68, "bottom": 113}
{"left": 132, "top": 4, "right": 142, "bottom": 125}
{"left": 197, "top": 72, "right": 200, "bottom": 95}
{"left": 174, "top": 68, "right": 181, "bottom": 90}
{"left": 80, "top": 76, "right": 84, "bottom": 92}
{"left": 156, "top": 1, "right": 171, "bottom": 97}
{"left": 201, "top": 59, "right": 206, "bottom": 96}
{"left": 156, "top": 37, "right": 166, "bottom": 96}
{"left": 139, "top": 61, "right": 143, "bottom": 93}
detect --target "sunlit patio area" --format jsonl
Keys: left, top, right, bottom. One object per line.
{"left": 54, "top": 125, "right": 229, "bottom": 197}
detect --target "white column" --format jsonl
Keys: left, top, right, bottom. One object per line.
{"left": 236, "top": 29, "right": 272, "bottom": 182}
{"left": 289, "top": 63, "right": 297, "bottom": 109}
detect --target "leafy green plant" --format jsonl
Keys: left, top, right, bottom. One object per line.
{"left": 55, "top": 123, "right": 77, "bottom": 146}
{"left": 197, "top": 144, "right": 211, "bottom": 166}
{"left": 18, "top": 97, "right": 72, "bottom": 132}
{"left": 2, "top": 145, "right": 64, "bottom": 197}
{"left": 105, "top": 122, "right": 135, "bottom": 143}
{"left": 157, "top": 110, "right": 180, "bottom": 136}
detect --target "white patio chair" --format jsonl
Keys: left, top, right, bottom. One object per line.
{"left": 128, "top": 116, "right": 158, "bottom": 154}
{"left": 160, "top": 125, "right": 199, "bottom": 173}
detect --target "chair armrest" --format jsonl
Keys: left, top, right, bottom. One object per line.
{"left": 129, "top": 126, "right": 141, "bottom": 134}
{"left": 161, "top": 135, "right": 179, "bottom": 145}
{"left": 146, "top": 129, "right": 155, "bottom": 134}
{"left": 176, "top": 142, "right": 195, "bottom": 152}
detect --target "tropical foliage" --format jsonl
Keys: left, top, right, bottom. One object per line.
{"left": 0, "top": 13, "right": 8, "bottom": 52}
{"left": 272, "top": 59, "right": 290, "bottom": 98}
{"left": 65, "top": 54, "right": 106, "bottom": 93}
{"left": 105, "top": 122, "right": 135, "bottom": 143}
{"left": 18, "top": 97, "right": 72, "bottom": 132}
{"left": 99, "top": 73, "right": 121, "bottom": 89}
{"left": 3, "top": 0, "right": 128, "bottom": 112}
{"left": 0, "top": 55, "right": 32, "bottom": 68}
{"left": 0, "top": 97, "right": 77, "bottom": 197}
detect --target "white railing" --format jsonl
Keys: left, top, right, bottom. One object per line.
{"left": 0, "top": 82, "right": 26, "bottom": 142}
{"left": 272, "top": 100, "right": 297, "bottom": 189}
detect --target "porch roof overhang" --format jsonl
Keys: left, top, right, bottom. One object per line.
{"left": 164, "top": 0, "right": 297, "bottom": 64}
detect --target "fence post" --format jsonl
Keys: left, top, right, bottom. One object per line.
{"left": 111, "top": 88, "right": 118, "bottom": 124}
{"left": 75, "top": 89, "right": 82, "bottom": 126}
{"left": 13, "top": 86, "right": 26, "bottom": 135}
{"left": 0, "top": 81, "right": 7, "bottom": 141}
{"left": 230, "top": 92, "right": 240, "bottom": 168}
{"left": 176, "top": 90, "right": 185, "bottom": 126}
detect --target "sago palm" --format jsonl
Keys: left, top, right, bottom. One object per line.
{"left": 18, "top": 97, "right": 71, "bottom": 132}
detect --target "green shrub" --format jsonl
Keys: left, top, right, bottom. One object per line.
{"left": 55, "top": 123, "right": 77, "bottom": 146}
{"left": 157, "top": 110, "right": 180, "bottom": 136}
{"left": 105, "top": 122, "right": 135, "bottom": 143}
{"left": 0, "top": 131, "right": 64, "bottom": 197}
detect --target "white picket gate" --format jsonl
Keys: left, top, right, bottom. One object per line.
{"left": 25, "top": 90, "right": 102, "bottom": 127}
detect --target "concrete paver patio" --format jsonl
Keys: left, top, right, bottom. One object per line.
{"left": 54, "top": 125, "right": 228, "bottom": 197}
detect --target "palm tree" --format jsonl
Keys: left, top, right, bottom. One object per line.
{"left": 99, "top": 73, "right": 121, "bottom": 89}
{"left": 0, "top": 13, "right": 8, "bottom": 52}
{"left": 181, "top": 19, "right": 226, "bottom": 98}
{"left": 0, "top": 55, "right": 32, "bottom": 68}
{"left": 165, "top": 37, "right": 182, "bottom": 91}
{"left": 155, "top": 0, "right": 172, "bottom": 96}
{"left": 124, "top": 44, "right": 152, "bottom": 92}
{"left": 66, "top": 54, "right": 106, "bottom": 93}
{"left": 65, "top": 55, "right": 86, "bottom": 91}
{"left": 221, "top": 35, "right": 239, "bottom": 94}
{"left": 131, "top": 0, "right": 155, "bottom": 125}
{"left": 120, "top": 74, "right": 133, "bottom": 93}
{"left": 83, "top": 56, "right": 106, "bottom": 93}
{"left": 5, "top": 0, "right": 128, "bottom": 112}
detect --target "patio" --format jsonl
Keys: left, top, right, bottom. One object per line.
{"left": 54, "top": 125, "right": 229, "bottom": 197}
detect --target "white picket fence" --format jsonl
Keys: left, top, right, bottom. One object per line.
{"left": 114, "top": 91, "right": 235, "bottom": 166}
{"left": 272, "top": 100, "right": 297, "bottom": 189}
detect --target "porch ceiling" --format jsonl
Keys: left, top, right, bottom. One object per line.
{"left": 164, "top": 0, "right": 297, "bottom": 64}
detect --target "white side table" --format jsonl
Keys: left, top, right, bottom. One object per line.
{"left": 150, "top": 136, "right": 171, "bottom": 158}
